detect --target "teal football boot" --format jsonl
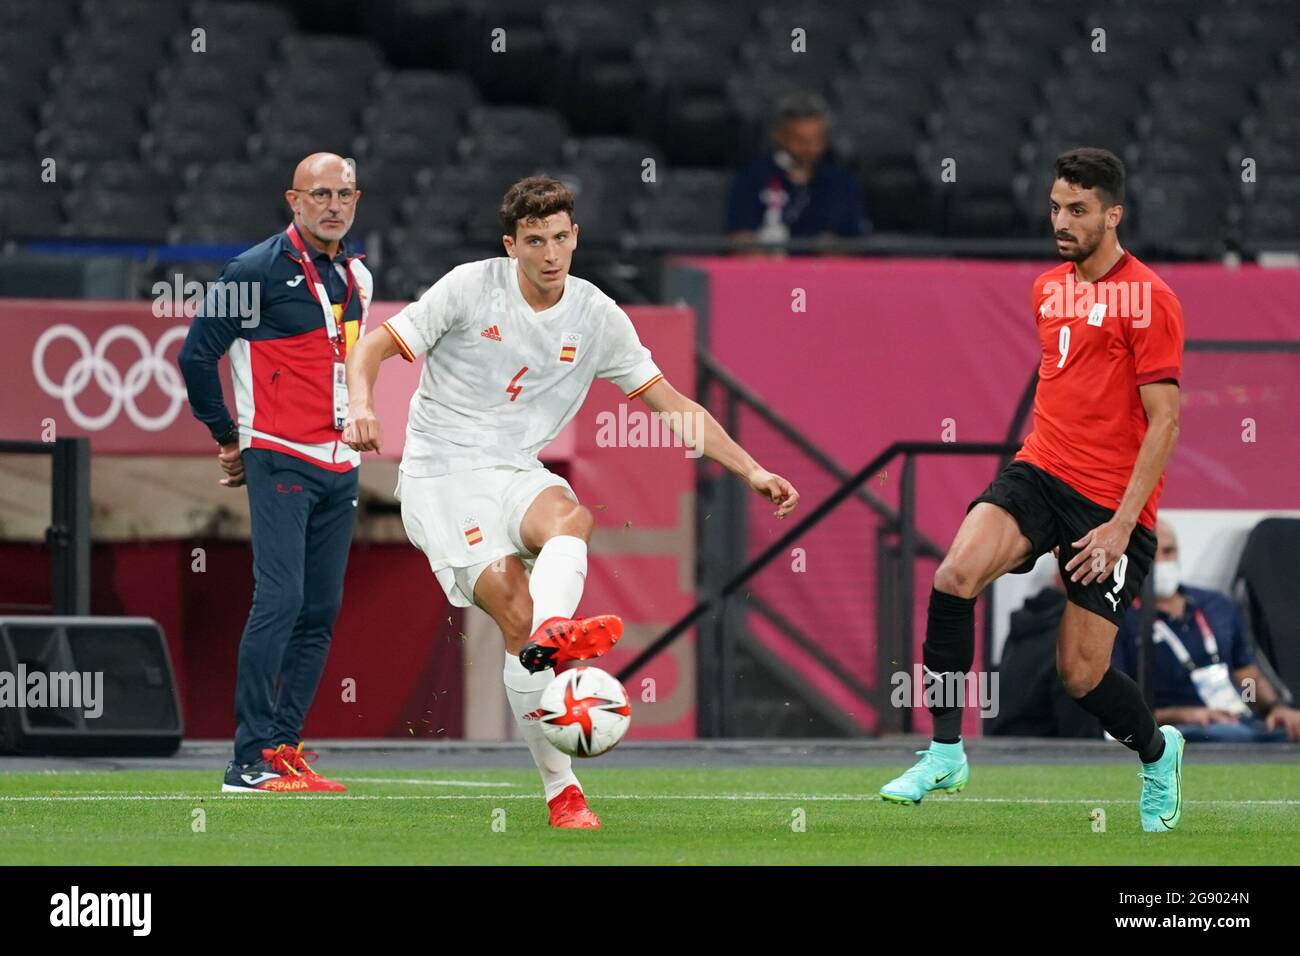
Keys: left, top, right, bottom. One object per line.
{"left": 1139, "top": 725, "right": 1185, "bottom": 832}
{"left": 880, "top": 741, "right": 969, "bottom": 805}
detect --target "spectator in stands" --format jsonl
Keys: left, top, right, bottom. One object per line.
{"left": 726, "top": 92, "right": 868, "bottom": 248}
{"left": 1112, "top": 518, "right": 1300, "bottom": 742}
{"left": 178, "top": 152, "right": 372, "bottom": 792}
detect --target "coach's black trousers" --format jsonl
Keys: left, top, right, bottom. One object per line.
{"left": 233, "top": 448, "right": 358, "bottom": 765}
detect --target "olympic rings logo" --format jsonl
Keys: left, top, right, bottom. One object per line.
{"left": 33, "top": 324, "right": 190, "bottom": 431}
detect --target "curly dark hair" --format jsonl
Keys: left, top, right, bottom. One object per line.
{"left": 498, "top": 175, "right": 575, "bottom": 236}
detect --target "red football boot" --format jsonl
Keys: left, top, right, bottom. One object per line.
{"left": 548, "top": 784, "right": 601, "bottom": 829}
{"left": 285, "top": 742, "right": 348, "bottom": 792}
{"left": 519, "top": 614, "right": 623, "bottom": 674}
{"left": 222, "top": 743, "right": 338, "bottom": 794}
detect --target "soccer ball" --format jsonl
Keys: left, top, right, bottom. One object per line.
{"left": 537, "top": 666, "right": 632, "bottom": 758}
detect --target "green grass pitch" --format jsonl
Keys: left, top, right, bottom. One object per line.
{"left": 1, "top": 764, "right": 1296, "bottom": 865}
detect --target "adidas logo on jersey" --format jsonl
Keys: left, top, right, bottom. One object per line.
{"left": 481, "top": 325, "right": 502, "bottom": 341}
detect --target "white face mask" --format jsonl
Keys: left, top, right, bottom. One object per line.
{"left": 1153, "top": 559, "right": 1182, "bottom": 599}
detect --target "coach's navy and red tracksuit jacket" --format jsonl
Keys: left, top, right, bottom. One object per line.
{"left": 178, "top": 226, "right": 373, "bottom": 471}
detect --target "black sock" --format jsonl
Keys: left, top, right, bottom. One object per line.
{"left": 1075, "top": 668, "right": 1164, "bottom": 763}
{"left": 922, "top": 587, "right": 976, "bottom": 744}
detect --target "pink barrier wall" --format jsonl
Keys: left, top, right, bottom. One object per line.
{"left": 685, "top": 256, "right": 1300, "bottom": 734}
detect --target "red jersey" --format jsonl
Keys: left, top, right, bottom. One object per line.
{"left": 1016, "top": 251, "right": 1184, "bottom": 530}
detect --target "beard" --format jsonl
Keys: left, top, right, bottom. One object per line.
{"left": 1056, "top": 231, "right": 1100, "bottom": 262}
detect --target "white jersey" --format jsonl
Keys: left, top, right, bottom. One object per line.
{"left": 383, "top": 257, "right": 663, "bottom": 476}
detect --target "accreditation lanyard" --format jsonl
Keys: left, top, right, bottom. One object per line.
{"left": 1153, "top": 608, "right": 1248, "bottom": 716}
{"left": 1153, "top": 609, "right": 1221, "bottom": 672}
{"left": 285, "top": 225, "right": 352, "bottom": 430}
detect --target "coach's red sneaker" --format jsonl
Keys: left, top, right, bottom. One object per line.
{"left": 520, "top": 615, "right": 623, "bottom": 674}
{"left": 221, "top": 744, "right": 328, "bottom": 793}
{"left": 548, "top": 784, "right": 601, "bottom": 829}
{"left": 285, "top": 741, "right": 348, "bottom": 792}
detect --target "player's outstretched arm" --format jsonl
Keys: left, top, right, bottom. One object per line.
{"left": 1065, "top": 381, "right": 1180, "bottom": 585}
{"left": 637, "top": 378, "right": 800, "bottom": 519}
{"left": 342, "top": 326, "right": 402, "bottom": 452}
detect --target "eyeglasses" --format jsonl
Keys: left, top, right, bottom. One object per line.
{"left": 291, "top": 187, "right": 358, "bottom": 205}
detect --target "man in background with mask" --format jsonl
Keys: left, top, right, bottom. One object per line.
{"left": 1112, "top": 518, "right": 1300, "bottom": 741}
{"left": 726, "top": 92, "right": 868, "bottom": 248}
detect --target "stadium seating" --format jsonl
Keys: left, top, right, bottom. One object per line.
{"left": 1, "top": 0, "right": 1297, "bottom": 290}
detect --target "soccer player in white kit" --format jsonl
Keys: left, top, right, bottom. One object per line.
{"left": 343, "top": 176, "right": 799, "bottom": 827}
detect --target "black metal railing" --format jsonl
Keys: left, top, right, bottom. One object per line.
{"left": 618, "top": 438, "right": 1018, "bottom": 734}
{"left": 0, "top": 437, "right": 91, "bottom": 615}
{"left": 691, "top": 354, "right": 947, "bottom": 735}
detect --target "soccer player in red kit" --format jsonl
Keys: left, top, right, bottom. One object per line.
{"left": 881, "top": 148, "right": 1187, "bottom": 832}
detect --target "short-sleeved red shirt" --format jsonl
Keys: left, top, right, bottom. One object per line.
{"left": 1015, "top": 251, "right": 1184, "bottom": 530}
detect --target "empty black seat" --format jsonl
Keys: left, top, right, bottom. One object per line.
{"left": 467, "top": 107, "right": 569, "bottom": 151}
{"left": 68, "top": 160, "right": 173, "bottom": 195}
{"left": 144, "top": 128, "right": 248, "bottom": 167}
{"left": 354, "top": 129, "right": 458, "bottom": 169}
{"left": 834, "top": 112, "right": 925, "bottom": 169}
{"left": 0, "top": 189, "right": 65, "bottom": 240}
{"left": 48, "top": 61, "right": 156, "bottom": 104}
{"left": 36, "top": 126, "right": 140, "bottom": 162}
{"left": 249, "top": 128, "right": 353, "bottom": 164}
{"left": 278, "top": 35, "right": 385, "bottom": 78}
{"left": 631, "top": 167, "right": 732, "bottom": 240}
{"left": 460, "top": 130, "right": 564, "bottom": 171}
{"left": 940, "top": 74, "right": 1042, "bottom": 120}
{"left": 546, "top": 2, "right": 637, "bottom": 57}
{"left": 1128, "top": 178, "right": 1226, "bottom": 251}
{"left": 916, "top": 137, "right": 1021, "bottom": 193}
{"left": 151, "top": 99, "right": 251, "bottom": 138}
{"left": 372, "top": 70, "right": 479, "bottom": 108}
{"left": 261, "top": 70, "right": 373, "bottom": 113}
{"left": 402, "top": 166, "right": 519, "bottom": 232}
{"left": 551, "top": 164, "right": 626, "bottom": 245}
{"left": 62, "top": 28, "right": 171, "bottom": 71}
{"left": 0, "top": 106, "right": 38, "bottom": 158}
{"left": 190, "top": 0, "right": 296, "bottom": 39}
{"left": 41, "top": 98, "right": 145, "bottom": 137}
{"left": 183, "top": 160, "right": 285, "bottom": 196}
{"left": 174, "top": 192, "right": 281, "bottom": 241}
{"left": 64, "top": 190, "right": 173, "bottom": 242}
{"left": 156, "top": 62, "right": 266, "bottom": 109}
{"left": 1239, "top": 203, "right": 1300, "bottom": 244}
{"left": 362, "top": 100, "right": 462, "bottom": 139}
{"left": 1254, "top": 79, "right": 1300, "bottom": 121}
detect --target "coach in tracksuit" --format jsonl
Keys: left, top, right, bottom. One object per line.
{"left": 178, "top": 153, "right": 371, "bottom": 793}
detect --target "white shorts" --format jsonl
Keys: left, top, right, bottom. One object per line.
{"left": 395, "top": 464, "right": 575, "bottom": 608}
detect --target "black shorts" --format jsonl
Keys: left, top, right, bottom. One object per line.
{"left": 969, "top": 460, "right": 1156, "bottom": 626}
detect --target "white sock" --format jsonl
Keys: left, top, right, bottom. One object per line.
{"left": 528, "top": 534, "right": 588, "bottom": 633}
{"left": 503, "top": 653, "right": 579, "bottom": 801}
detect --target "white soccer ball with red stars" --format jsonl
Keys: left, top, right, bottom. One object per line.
{"left": 537, "top": 666, "right": 632, "bottom": 758}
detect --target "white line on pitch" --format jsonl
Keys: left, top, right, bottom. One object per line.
{"left": 0, "top": 794, "right": 1296, "bottom": 806}
{"left": 333, "top": 778, "right": 518, "bottom": 787}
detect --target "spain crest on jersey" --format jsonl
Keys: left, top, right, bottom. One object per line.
{"left": 461, "top": 515, "right": 483, "bottom": 546}
{"left": 559, "top": 331, "right": 582, "bottom": 363}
